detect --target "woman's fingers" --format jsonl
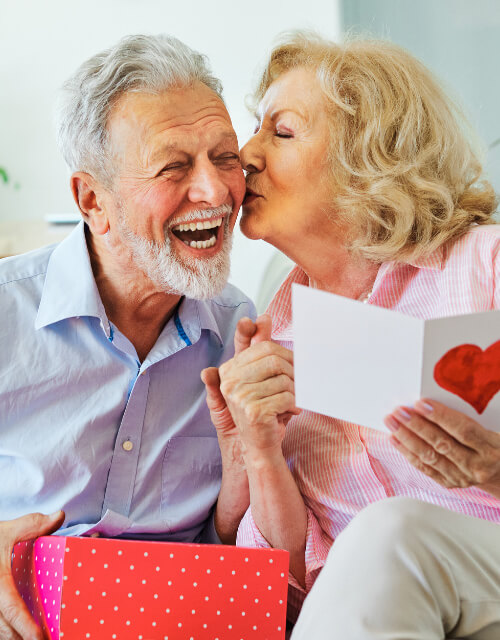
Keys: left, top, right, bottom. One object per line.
{"left": 252, "top": 315, "right": 273, "bottom": 345}
{"left": 389, "top": 435, "right": 462, "bottom": 489}
{"left": 233, "top": 314, "right": 273, "bottom": 355}
{"left": 233, "top": 317, "right": 259, "bottom": 355}
{"left": 241, "top": 392, "right": 300, "bottom": 427}
{"left": 222, "top": 340, "right": 294, "bottom": 372}
{"left": 385, "top": 403, "right": 500, "bottom": 493}
{"left": 413, "top": 399, "right": 489, "bottom": 452}
{"left": 223, "top": 354, "right": 294, "bottom": 387}
{"left": 243, "top": 374, "right": 295, "bottom": 402}
{"left": 222, "top": 372, "right": 296, "bottom": 420}
{"left": 387, "top": 425, "right": 468, "bottom": 487}
{"left": 386, "top": 408, "right": 476, "bottom": 478}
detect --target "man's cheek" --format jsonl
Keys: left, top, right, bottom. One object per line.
{"left": 231, "top": 167, "right": 247, "bottom": 209}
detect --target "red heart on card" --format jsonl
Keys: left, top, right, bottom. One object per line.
{"left": 433, "top": 340, "right": 500, "bottom": 414}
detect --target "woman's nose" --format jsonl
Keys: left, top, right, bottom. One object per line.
{"left": 240, "top": 134, "right": 265, "bottom": 174}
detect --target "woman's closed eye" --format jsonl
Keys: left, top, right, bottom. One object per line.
{"left": 275, "top": 126, "right": 294, "bottom": 139}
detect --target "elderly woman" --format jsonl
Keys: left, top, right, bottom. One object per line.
{"left": 202, "top": 33, "right": 500, "bottom": 639}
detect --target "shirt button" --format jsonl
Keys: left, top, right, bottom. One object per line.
{"left": 122, "top": 440, "right": 133, "bottom": 452}
{"left": 90, "top": 532, "right": 100, "bottom": 538}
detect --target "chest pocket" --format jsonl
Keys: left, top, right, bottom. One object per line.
{"left": 161, "top": 436, "right": 222, "bottom": 531}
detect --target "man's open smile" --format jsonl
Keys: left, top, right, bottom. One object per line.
{"left": 171, "top": 215, "right": 223, "bottom": 250}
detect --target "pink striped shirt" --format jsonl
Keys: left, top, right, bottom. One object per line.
{"left": 237, "top": 224, "right": 500, "bottom": 621}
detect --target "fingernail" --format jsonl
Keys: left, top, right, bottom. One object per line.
{"left": 384, "top": 415, "right": 400, "bottom": 432}
{"left": 395, "top": 407, "right": 412, "bottom": 421}
{"left": 418, "top": 400, "right": 434, "bottom": 413}
{"left": 49, "top": 510, "right": 64, "bottom": 519}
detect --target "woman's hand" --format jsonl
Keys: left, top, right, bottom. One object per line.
{"left": 200, "top": 314, "right": 300, "bottom": 544}
{"left": 201, "top": 315, "right": 274, "bottom": 440}
{"left": 384, "top": 399, "right": 500, "bottom": 498}
{"left": 217, "top": 323, "right": 300, "bottom": 461}
{"left": 204, "top": 315, "right": 306, "bottom": 582}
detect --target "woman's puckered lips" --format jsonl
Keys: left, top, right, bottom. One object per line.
{"left": 243, "top": 185, "right": 263, "bottom": 204}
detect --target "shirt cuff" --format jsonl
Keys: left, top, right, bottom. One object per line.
{"left": 236, "top": 505, "right": 332, "bottom": 593}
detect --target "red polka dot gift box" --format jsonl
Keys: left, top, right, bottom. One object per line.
{"left": 12, "top": 536, "right": 289, "bottom": 640}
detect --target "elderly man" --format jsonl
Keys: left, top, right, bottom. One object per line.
{"left": 0, "top": 34, "right": 256, "bottom": 639}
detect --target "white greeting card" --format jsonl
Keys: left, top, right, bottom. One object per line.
{"left": 292, "top": 284, "right": 500, "bottom": 433}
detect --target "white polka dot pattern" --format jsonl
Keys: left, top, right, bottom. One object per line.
{"left": 12, "top": 536, "right": 288, "bottom": 639}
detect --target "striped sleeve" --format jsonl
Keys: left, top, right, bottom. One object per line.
{"left": 493, "top": 232, "right": 500, "bottom": 309}
{"left": 236, "top": 504, "right": 332, "bottom": 593}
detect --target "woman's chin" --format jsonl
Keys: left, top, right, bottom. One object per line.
{"left": 239, "top": 212, "right": 264, "bottom": 241}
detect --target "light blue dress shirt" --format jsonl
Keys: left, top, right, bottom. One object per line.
{"left": 0, "top": 223, "right": 255, "bottom": 542}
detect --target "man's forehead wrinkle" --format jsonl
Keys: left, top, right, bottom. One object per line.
{"left": 145, "top": 127, "right": 238, "bottom": 168}
{"left": 106, "top": 87, "right": 238, "bottom": 175}
{"left": 145, "top": 108, "right": 233, "bottom": 138}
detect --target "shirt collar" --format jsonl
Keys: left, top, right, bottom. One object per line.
{"left": 35, "top": 222, "right": 110, "bottom": 333}
{"left": 35, "top": 222, "right": 229, "bottom": 347}
{"left": 266, "top": 265, "right": 307, "bottom": 342}
{"left": 406, "top": 243, "right": 445, "bottom": 270}
{"left": 176, "top": 295, "right": 225, "bottom": 348}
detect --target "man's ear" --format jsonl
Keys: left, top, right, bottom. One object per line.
{"left": 70, "top": 172, "right": 110, "bottom": 236}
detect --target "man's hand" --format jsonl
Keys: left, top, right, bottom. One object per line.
{"left": 217, "top": 319, "right": 300, "bottom": 460}
{"left": 384, "top": 399, "right": 500, "bottom": 498}
{"left": 200, "top": 315, "right": 274, "bottom": 543}
{"left": 201, "top": 315, "right": 273, "bottom": 439}
{"left": 0, "top": 511, "right": 65, "bottom": 640}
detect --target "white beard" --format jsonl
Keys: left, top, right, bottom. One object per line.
{"left": 116, "top": 205, "right": 233, "bottom": 300}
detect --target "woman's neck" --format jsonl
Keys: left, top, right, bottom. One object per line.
{"left": 307, "top": 255, "right": 380, "bottom": 300}
{"left": 275, "top": 232, "right": 380, "bottom": 300}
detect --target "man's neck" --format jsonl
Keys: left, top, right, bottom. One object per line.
{"left": 86, "top": 228, "right": 181, "bottom": 362}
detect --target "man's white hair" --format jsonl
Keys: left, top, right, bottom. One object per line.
{"left": 55, "top": 34, "right": 223, "bottom": 184}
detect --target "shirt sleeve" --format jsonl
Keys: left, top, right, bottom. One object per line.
{"left": 197, "top": 508, "right": 223, "bottom": 545}
{"left": 493, "top": 235, "right": 500, "bottom": 309}
{"left": 236, "top": 504, "right": 332, "bottom": 593}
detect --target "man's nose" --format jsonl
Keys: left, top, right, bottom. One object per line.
{"left": 240, "top": 135, "right": 264, "bottom": 174}
{"left": 187, "top": 159, "right": 229, "bottom": 207}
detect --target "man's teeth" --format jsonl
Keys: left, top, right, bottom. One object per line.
{"left": 185, "top": 236, "right": 217, "bottom": 249}
{"left": 173, "top": 217, "right": 223, "bottom": 232}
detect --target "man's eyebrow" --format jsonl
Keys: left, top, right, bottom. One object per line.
{"left": 149, "top": 143, "right": 184, "bottom": 164}
{"left": 211, "top": 131, "right": 239, "bottom": 147}
{"left": 149, "top": 132, "right": 238, "bottom": 164}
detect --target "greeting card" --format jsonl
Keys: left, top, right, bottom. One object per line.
{"left": 292, "top": 283, "right": 500, "bottom": 432}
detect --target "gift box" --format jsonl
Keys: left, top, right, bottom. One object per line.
{"left": 12, "top": 536, "right": 289, "bottom": 640}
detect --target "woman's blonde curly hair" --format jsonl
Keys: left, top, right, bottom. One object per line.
{"left": 254, "top": 31, "right": 497, "bottom": 263}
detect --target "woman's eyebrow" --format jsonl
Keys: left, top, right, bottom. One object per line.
{"left": 269, "top": 107, "right": 308, "bottom": 123}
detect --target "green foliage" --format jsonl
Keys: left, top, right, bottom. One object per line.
{"left": 0, "top": 167, "right": 20, "bottom": 189}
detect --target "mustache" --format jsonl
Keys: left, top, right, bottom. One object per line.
{"left": 168, "top": 204, "right": 233, "bottom": 227}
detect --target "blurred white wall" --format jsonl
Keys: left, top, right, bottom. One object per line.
{"left": 0, "top": 0, "right": 341, "bottom": 301}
